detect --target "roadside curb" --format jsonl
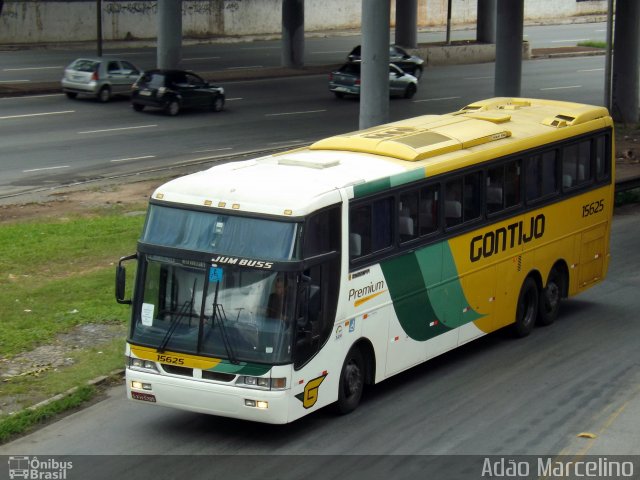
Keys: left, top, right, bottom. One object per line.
{"left": 25, "top": 369, "right": 124, "bottom": 413}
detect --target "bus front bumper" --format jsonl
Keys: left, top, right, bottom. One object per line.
{"left": 125, "top": 368, "right": 290, "bottom": 424}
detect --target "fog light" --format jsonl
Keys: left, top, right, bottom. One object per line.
{"left": 256, "top": 401, "right": 268, "bottom": 409}
{"left": 245, "top": 399, "right": 256, "bottom": 407}
{"left": 131, "top": 381, "right": 143, "bottom": 390}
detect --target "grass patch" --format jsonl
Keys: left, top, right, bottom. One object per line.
{"left": 0, "top": 213, "right": 143, "bottom": 356}
{"left": 577, "top": 40, "right": 607, "bottom": 49}
{"left": 616, "top": 187, "right": 640, "bottom": 206}
{"left": 0, "top": 384, "right": 97, "bottom": 444}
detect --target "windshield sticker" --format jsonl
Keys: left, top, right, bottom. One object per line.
{"left": 209, "top": 267, "right": 224, "bottom": 283}
{"left": 141, "top": 303, "right": 155, "bottom": 326}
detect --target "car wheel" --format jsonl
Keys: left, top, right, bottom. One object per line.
{"left": 97, "top": 86, "right": 111, "bottom": 103}
{"left": 512, "top": 277, "right": 539, "bottom": 338}
{"left": 211, "top": 95, "right": 225, "bottom": 112}
{"left": 132, "top": 103, "right": 145, "bottom": 112}
{"left": 404, "top": 83, "right": 417, "bottom": 99}
{"left": 412, "top": 67, "right": 423, "bottom": 80}
{"left": 333, "top": 92, "right": 345, "bottom": 99}
{"left": 334, "top": 347, "right": 365, "bottom": 415}
{"left": 165, "top": 99, "right": 180, "bottom": 116}
{"left": 65, "top": 92, "right": 78, "bottom": 99}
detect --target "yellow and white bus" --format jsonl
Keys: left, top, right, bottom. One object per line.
{"left": 116, "top": 97, "right": 614, "bottom": 424}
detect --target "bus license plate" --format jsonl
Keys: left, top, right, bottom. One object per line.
{"left": 131, "top": 391, "right": 156, "bottom": 403}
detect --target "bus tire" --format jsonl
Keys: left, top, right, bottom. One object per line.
{"left": 335, "top": 347, "right": 365, "bottom": 415}
{"left": 512, "top": 276, "right": 539, "bottom": 338}
{"left": 538, "top": 266, "right": 566, "bottom": 326}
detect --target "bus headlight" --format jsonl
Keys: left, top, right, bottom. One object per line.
{"left": 236, "top": 376, "right": 287, "bottom": 390}
{"left": 127, "top": 356, "right": 159, "bottom": 373}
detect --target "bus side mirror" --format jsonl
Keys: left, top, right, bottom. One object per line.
{"left": 115, "top": 254, "right": 137, "bottom": 305}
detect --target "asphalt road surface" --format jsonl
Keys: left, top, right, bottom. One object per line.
{"left": 0, "top": 54, "right": 607, "bottom": 198}
{"left": 1, "top": 204, "right": 638, "bottom": 479}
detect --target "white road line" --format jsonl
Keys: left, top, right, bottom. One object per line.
{"left": 183, "top": 56, "right": 222, "bottom": 61}
{"left": 109, "top": 155, "right": 156, "bottom": 163}
{"left": 550, "top": 38, "right": 588, "bottom": 43}
{"left": 413, "top": 96, "right": 461, "bottom": 103}
{"left": 0, "top": 80, "right": 30, "bottom": 83}
{"left": 191, "top": 147, "right": 233, "bottom": 153}
{"left": 578, "top": 68, "right": 604, "bottom": 72}
{"left": 1, "top": 94, "right": 64, "bottom": 100}
{"left": 23, "top": 165, "right": 70, "bottom": 173}
{"left": 226, "top": 65, "right": 264, "bottom": 70}
{"left": 226, "top": 97, "right": 243, "bottom": 101}
{"left": 540, "top": 85, "right": 582, "bottom": 91}
{"left": 0, "top": 110, "right": 74, "bottom": 120}
{"left": 78, "top": 124, "right": 158, "bottom": 134}
{"left": 3, "top": 66, "right": 62, "bottom": 71}
{"left": 265, "top": 109, "right": 326, "bottom": 117}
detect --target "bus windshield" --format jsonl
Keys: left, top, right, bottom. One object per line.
{"left": 131, "top": 255, "right": 298, "bottom": 364}
{"left": 142, "top": 204, "right": 300, "bottom": 260}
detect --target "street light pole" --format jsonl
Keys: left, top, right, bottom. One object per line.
{"left": 96, "top": 0, "right": 103, "bottom": 57}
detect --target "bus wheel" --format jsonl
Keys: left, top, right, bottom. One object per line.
{"left": 335, "top": 347, "right": 365, "bottom": 414}
{"left": 512, "top": 277, "right": 538, "bottom": 338}
{"left": 538, "top": 267, "right": 566, "bottom": 326}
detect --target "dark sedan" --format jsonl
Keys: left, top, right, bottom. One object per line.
{"left": 348, "top": 45, "right": 424, "bottom": 80}
{"left": 131, "top": 69, "right": 225, "bottom": 116}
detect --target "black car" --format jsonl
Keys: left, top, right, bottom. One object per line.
{"left": 348, "top": 45, "right": 424, "bottom": 80}
{"left": 131, "top": 69, "right": 225, "bottom": 116}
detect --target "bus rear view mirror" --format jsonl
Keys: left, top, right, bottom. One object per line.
{"left": 115, "top": 254, "right": 137, "bottom": 305}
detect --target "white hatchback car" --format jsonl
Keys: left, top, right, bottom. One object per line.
{"left": 61, "top": 57, "right": 142, "bottom": 102}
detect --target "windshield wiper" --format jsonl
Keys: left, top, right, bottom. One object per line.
{"left": 210, "top": 280, "right": 239, "bottom": 365}
{"left": 157, "top": 278, "right": 197, "bottom": 353}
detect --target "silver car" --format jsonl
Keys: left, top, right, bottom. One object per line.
{"left": 329, "top": 62, "right": 418, "bottom": 99}
{"left": 61, "top": 57, "right": 142, "bottom": 102}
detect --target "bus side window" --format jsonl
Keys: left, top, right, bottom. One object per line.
{"left": 445, "top": 178, "right": 463, "bottom": 227}
{"left": 463, "top": 171, "right": 482, "bottom": 221}
{"left": 595, "top": 135, "right": 609, "bottom": 180}
{"left": 399, "top": 191, "right": 418, "bottom": 243}
{"left": 562, "top": 141, "right": 590, "bottom": 189}
{"left": 527, "top": 150, "right": 558, "bottom": 202}
{"left": 349, "top": 204, "right": 372, "bottom": 259}
{"left": 419, "top": 184, "right": 439, "bottom": 235}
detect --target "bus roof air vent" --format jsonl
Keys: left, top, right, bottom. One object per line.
{"left": 277, "top": 156, "right": 340, "bottom": 169}
{"left": 542, "top": 115, "right": 576, "bottom": 128}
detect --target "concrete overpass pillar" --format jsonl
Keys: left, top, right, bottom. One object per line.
{"left": 477, "top": 0, "right": 496, "bottom": 44}
{"left": 360, "top": 0, "right": 390, "bottom": 130}
{"left": 395, "top": 0, "right": 417, "bottom": 49}
{"left": 611, "top": 0, "right": 640, "bottom": 123}
{"left": 494, "top": 0, "right": 523, "bottom": 97}
{"left": 282, "top": 0, "right": 305, "bottom": 69}
{"left": 157, "top": 0, "right": 182, "bottom": 69}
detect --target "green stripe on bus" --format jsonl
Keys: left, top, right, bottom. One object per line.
{"left": 207, "top": 361, "right": 271, "bottom": 376}
{"left": 354, "top": 168, "right": 426, "bottom": 198}
{"left": 381, "top": 242, "right": 483, "bottom": 340}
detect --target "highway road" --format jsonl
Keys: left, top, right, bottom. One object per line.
{"left": 0, "top": 204, "right": 638, "bottom": 478}
{"left": 0, "top": 22, "right": 607, "bottom": 83}
{"left": 0, "top": 54, "right": 607, "bottom": 198}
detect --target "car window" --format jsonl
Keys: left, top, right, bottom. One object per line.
{"left": 349, "top": 46, "right": 361, "bottom": 57}
{"left": 389, "top": 64, "right": 403, "bottom": 75}
{"left": 340, "top": 63, "right": 361, "bottom": 75}
{"left": 69, "top": 59, "right": 99, "bottom": 72}
{"left": 120, "top": 61, "right": 138, "bottom": 74}
{"left": 107, "top": 61, "right": 120, "bottom": 73}
{"left": 142, "top": 73, "right": 166, "bottom": 88}
{"left": 186, "top": 73, "right": 205, "bottom": 86}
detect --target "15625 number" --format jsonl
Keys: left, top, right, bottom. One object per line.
{"left": 582, "top": 199, "right": 604, "bottom": 218}
{"left": 156, "top": 354, "right": 184, "bottom": 365}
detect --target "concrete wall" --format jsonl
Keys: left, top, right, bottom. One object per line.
{"left": 0, "top": 0, "right": 608, "bottom": 45}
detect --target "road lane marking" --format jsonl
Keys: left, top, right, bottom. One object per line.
{"left": 23, "top": 165, "right": 70, "bottom": 173}
{"left": 413, "top": 96, "right": 461, "bottom": 103}
{"left": 183, "top": 56, "right": 222, "bottom": 61}
{"left": 578, "top": 68, "right": 604, "bottom": 72}
{"left": 110, "top": 155, "right": 156, "bottom": 163}
{"left": 540, "top": 85, "right": 582, "bottom": 91}
{"left": 265, "top": 109, "right": 326, "bottom": 117}
{"left": 0, "top": 110, "right": 74, "bottom": 120}
{"left": 78, "top": 124, "right": 158, "bottom": 134}
{"left": 0, "top": 80, "right": 30, "bottom": 83}
{"left": 550, "top": 38, "right": 589, "bottom": 43}
{"left": 1, "top": 94, "right": 64, "bottom": 100}
{"left": 3, "top": 66, "right": 62, "bottom": 71}
{"left": 226, "top": 65, "right": 264, "bottom": 70}
{"left": 192, "top": 147, "right": 233, "bottom": 153}
{"left": 226, "top": 97, "right": 243, "bottom": 101}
